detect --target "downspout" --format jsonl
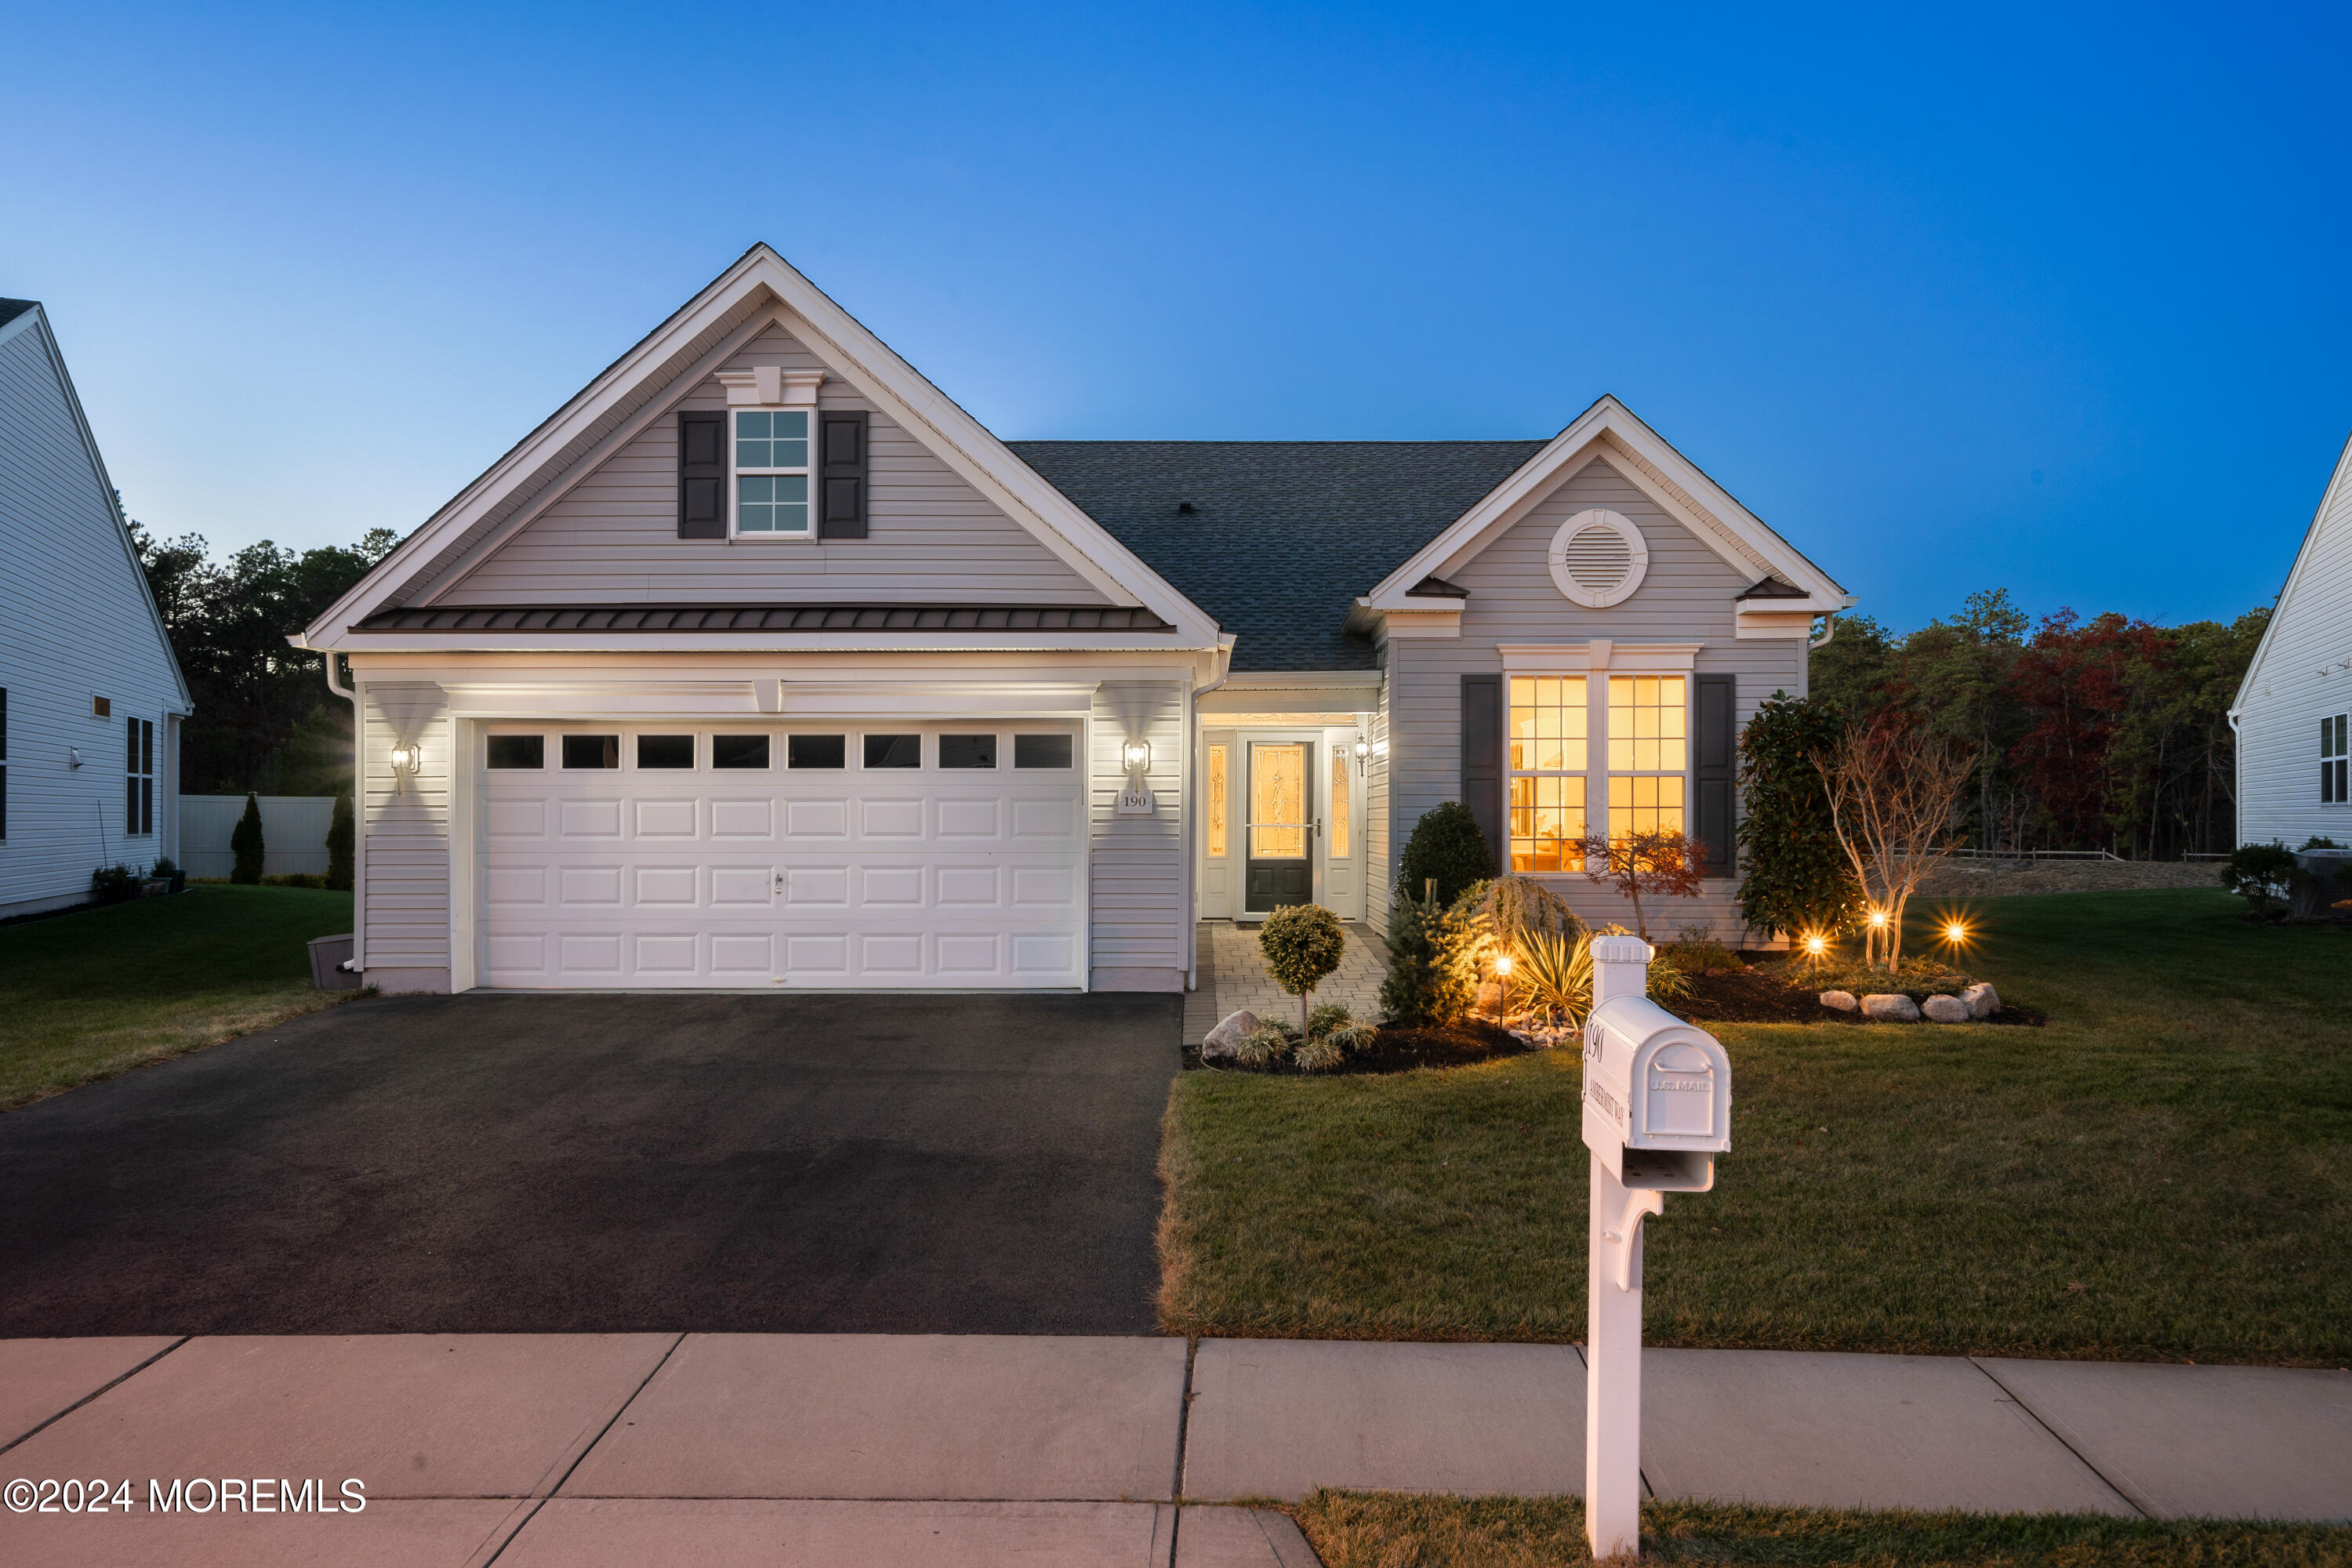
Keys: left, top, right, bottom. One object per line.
{"left": 2227, "top": 706, "right": 2243, "bottom": 851}
{"left": 1808, "top": 612, "right": 1837, "bottom": 651}
{"left": 318, "top": 643, "right": 364, "bottom": 972}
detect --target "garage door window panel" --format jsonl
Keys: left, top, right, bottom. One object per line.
{"left": 488, "top": 735, "right": 545, "bottom": 769}
{"left": 563, "top": 735, "right": 620, "bottom": 769}
{"left": 1014, "top": 734, "right": 1073, "bottom": 769}
{"left": 637, "top": 735, "right": 695, "bottom": 769}
{"left": 713, "top": 734, "right": 771, "bottom": 769}
{"left": 788, "top": 735, "right": 845, "bottom": 769}
{"left": 940, "top": 734, "right": 998, "bottom": 769}
{"left": 864, "top": 733, "right": 921, "bottom": 769}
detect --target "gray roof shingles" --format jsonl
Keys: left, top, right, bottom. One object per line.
{"left": 1008, "top": 440, "right": 1545, "bottom": 671}
{"left": 0, "top": 299, "right": 38, "bottom": 329}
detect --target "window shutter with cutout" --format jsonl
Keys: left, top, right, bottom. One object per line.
{"left": 819, "top": 410, "right": 869, "bottom": 539}
{"left": 1693, "top": 673, "right": 1736, "bottom": 877}
{"left": 677, "top": 411, "right": 727, "bottom": 539}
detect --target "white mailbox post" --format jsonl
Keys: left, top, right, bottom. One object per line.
{"left": 1580, "top": 935, "right": 1732, "bottom": 1559}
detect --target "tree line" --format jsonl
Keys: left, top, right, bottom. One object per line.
{"left": 1807, "top": 589, "right": 2267, "bottom": 859}
{"left": 131, "top": 518, "right": 397, "bottom": 796}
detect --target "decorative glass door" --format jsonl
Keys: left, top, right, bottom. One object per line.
{"left": 1245, "top": 741, "right": 1313, "bottom": 913}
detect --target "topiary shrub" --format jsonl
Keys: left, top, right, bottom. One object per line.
{"left": 1396, "top": 801, "right": 1494, "bottom": 909}
{"left": 1259, "top": 902, "right": 1348, "bottom": 1036}
{"left": 327, "top": 792, "right": 354, "bottom": 891}
{"left": 230, "top": 791, "right": 266, "bottom": 884}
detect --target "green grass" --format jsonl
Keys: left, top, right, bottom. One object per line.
{"left": 1158, "top": 890, "right": 2352, "bottom": 1363}
{"left": 1281, "top": 1493, "right": 2352, "bottom": 1567}
{"left": 0, "top": 884, "right": 358, "bottom": 1111}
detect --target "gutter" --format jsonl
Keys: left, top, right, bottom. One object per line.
{"left": 310, "top": 637, "right": 364, "bottom": 973}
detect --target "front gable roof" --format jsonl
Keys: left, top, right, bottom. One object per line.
{"left": 2231, "top": 424, "right": 2352, "bottom": 713}
{"left": 303, "top": 246, "right": 1221, "bottom": 651}
{"left": 1359, "top": 395, "right": 1852, "bottom": 615}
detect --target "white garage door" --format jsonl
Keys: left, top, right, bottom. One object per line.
{"left": 475, "top": 724, "right": 1086, "bottom": 989}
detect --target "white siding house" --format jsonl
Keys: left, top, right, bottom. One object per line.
{"left": 0, "top": 299, "right": 191, "bottom": 919}
{"left": 301, "top": 245, "right": 1852, "bottom": 993}
{"left": 2231, "top": 430, "right": 2352, "bottom": 849}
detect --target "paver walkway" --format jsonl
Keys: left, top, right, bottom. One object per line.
{"left": 1196, "top": 920, "right": 1387, "bottom": 1036}
{"left": 2, "top": 1334, "right": 2344, "bottom": 1566}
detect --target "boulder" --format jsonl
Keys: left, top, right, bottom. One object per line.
{"left": 1201, "top": 1009, "right": 1261, "bottom": 1062}
{"left": 1861, "top": 993, "right": 1922, "bottom": 1022}
{"left": 1820, "top": 990, "right": 1859, "bottom": 1012}
{"left": 1922, "top": 993, "right": 1972, "bottom": 1024}
{"left": 1962, "top": 982, "right": 2001, "bottom": 1019}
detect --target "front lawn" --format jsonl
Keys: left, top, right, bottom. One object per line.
{"left": 1158, "top": 890, "right": 2352, "bottom": 1363}
{"left": 1283, "top": 1493, "right": 2352, "bottom": 1568}
{"left": 0, "top": 885, "right": 358, "bottom": 1111}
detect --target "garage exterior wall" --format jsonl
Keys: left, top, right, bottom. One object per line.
{"left": 435, "top": 323, "right": 1110, "bottom": 609}
{"left": 1385, "top": 456, "right": 1808, "bottom": 942}
{"left": 359, "top": 681, "right": 456, "bottom": 993}
{"left": 1088, "top": 679, "right": 1187, "bottom": 991}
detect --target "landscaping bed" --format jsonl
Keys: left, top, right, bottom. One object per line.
{"left": 1186, "top": 1017, "right": 1525, "bottom": 1076}
{"left": 1157, "top": 890, "right": 2352, "bottom": 1363}
{"left": 1676, "top": 962, "right": 2046, "bottom": 1027}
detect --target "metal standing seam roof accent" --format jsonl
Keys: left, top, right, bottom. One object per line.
{"left": 352, "top": 604, "right": 1178, "bottom": 633}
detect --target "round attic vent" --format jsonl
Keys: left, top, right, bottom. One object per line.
{"left": 1548, "top": 509, "right": 1649, "bottom": 608}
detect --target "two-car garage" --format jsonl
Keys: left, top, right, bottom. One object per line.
{"left": 474, "top": 721, "right": 1087, "bottom": 989}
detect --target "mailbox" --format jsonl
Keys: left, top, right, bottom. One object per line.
{"left": 1580, "top": 936, "right": 1732, "bottom": 1192}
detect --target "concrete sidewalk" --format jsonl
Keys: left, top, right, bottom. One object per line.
{"left": 2, "top": 1334, "right": 2345, "bottom": 1566}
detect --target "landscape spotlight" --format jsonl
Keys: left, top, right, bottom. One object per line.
{"left": 1802, "top": 934, "right": 1828, "bottom": 957}
{"left": 1943, "top": 920, "right": 1969, "bottom": 946}
{"left": 1493, "top": 953, "right": 1514, "bottom": 977}
{"left": 1866, "top": 909, "right": 1889, "bottom": 931}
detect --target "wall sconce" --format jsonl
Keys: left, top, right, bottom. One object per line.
{"left": 68, "top": 747, "right": 84, "bottom": 770}
{"left": 1352, "top": 733, "right": 1370, "bottom": 774}
{"left": 1115, "top": 738, "right": 1156, "bottom": 816}
{"left": 1120, "top": 739, "right": 1152, "bottom": 775}
{"left": 388, "top": 742, "right": 421, "bottom": 777}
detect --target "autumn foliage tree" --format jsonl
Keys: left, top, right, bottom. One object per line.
{"left": 1576, "top": 827, "right": 1706, "bottom": 941}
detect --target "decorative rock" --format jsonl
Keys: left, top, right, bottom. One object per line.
{"left": 1201, "top": 1009, "right": 1262, "bottom": 1062}
{"left": 1860, "top": 993, "right": 1922, "bottom": 1022}
{"left": 1820, "top": 990, "right": 1859, "bottom": 1012}
{"left": 1962, "top": 982, "right": 2001, "bottom": 1019}
{"left": 1922, "top": 993, "right": 1972, "bottom": 1024}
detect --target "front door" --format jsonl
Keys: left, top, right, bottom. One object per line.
{"left": 1245, "top": 739, "right": 1314, "bottom": 913}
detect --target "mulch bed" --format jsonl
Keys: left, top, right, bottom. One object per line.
{"left": 1184, "top": 1017, "right": 1527, "bottom": 1076}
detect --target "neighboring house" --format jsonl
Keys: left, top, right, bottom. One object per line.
{"left": 297, "top": 245, "right": 1849, "bottom": 994}
{"left": 0, "top": 298, "right": 191, "bottom": 920}
{"left": 2231, "top": 429, "right": 2352, "bottom": 848}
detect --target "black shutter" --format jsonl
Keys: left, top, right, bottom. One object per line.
{"left": 677, "top": 411, "right": 727, "bottom": 539}
{"left": 819, "top": 410, "right": 868, "bottom": 539}
{"left": 1461, "top": 673, "right": 1505, "bottom": 874}
{"left": 1694, "top": 673, "right": 1736, "bottom": 877}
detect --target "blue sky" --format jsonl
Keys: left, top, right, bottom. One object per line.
{"left": 5, "top": 2, "right": 2347, "bottom": 632}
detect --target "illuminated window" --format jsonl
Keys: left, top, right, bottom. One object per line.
{"left": 1607, "top": 675, "right": 1686, "bottom": 836}
{"left": 1508, "top": 675, "right": 1587, "bottom": 871}
{"left": 1207, "top": 744, "right": 1228, "bottom": 857}
{"left": 1329, "top": 746, "right": 1350, "bottom": 859}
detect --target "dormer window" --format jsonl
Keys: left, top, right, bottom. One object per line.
{"left": 734, "top": 410, "right": 811, "bottom": 537}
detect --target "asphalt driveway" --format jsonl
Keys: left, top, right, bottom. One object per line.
{"left": 0, "top": 991, "right": 1180, "bottom": 1337}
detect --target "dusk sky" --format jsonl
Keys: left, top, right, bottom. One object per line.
{"left": 5, "top": 2, "right": 2347, "bottom": 633}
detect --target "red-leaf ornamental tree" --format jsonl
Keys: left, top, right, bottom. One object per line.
{"left": 1575, "top": 827, "right": 1707, "bottom": 941}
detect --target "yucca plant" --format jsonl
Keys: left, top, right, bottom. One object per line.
{"left": 1509, "top": 928, "right": 1593, "bottom": 1025}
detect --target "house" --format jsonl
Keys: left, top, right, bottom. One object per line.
{"left": 2230, "top": 428, "right": 2352, "bottom": 848}
{"left": 297, "top": 245, "right": 1850, "bottom": 993}
{"left": 0, "top": 299, "right": 191, "bottom": 920}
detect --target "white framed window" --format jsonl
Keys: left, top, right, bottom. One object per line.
{"left": 732, "top": 408, "right": 811, "bottom": 538}
{"left": 2325, "top": 713, "right": 2349, "bottom": 805}
{"left": 1508, "top": 674, "right": 1588, "bottom": 872}
{"left": 126, "top": 716, "right": 154, "bottom": 837}
{"left": 1606, "top": 674, "right": 1686, "bottom": 837}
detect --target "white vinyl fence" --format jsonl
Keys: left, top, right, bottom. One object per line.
{"left": 179, "top": 795, "right": 339, "bottom": 879}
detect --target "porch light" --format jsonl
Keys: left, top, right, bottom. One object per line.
{"left": 389, "top": 742, "right": 420, "bottom": 776}
{"left": 1352, "top": 733, "right": 1370, "bottom": 772}
{"left": 1120, "top": 739, "right": 1152, "bottom": 774}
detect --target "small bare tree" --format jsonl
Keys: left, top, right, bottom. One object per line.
{"left": 1576, "top": 827, "right": 1707, "bottom": 941}
{"left": 1813, "top": 712, "right": 1979, "bottom": 969}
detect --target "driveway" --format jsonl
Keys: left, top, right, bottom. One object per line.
{"left": 0, "top": 991, "right": 1179, "bottom": 1337}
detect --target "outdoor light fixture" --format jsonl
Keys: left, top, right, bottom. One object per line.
{"left": 1114, "top": 738, "right": 1157, "bottom": 815}
{"left": 1494, "top": 953, "right": 1514, "bottom": 977}
{"left": 1352, "top": 732, "right": 1370, "bottom": 773}
{"left": 1120, "top": 739, "right": 1152, "bottom": 775}
{"left": 389, "top": 742, "right": 420, "bottom": 776}
{"left": 1866, "top": 909, "right": 1889, "bottom": 931}
{"left": 1803, "top": 934, "right": 1828, "bottom": 957}
{"left": 1943, "top": 920, "right": 1969, "bottom": 946}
